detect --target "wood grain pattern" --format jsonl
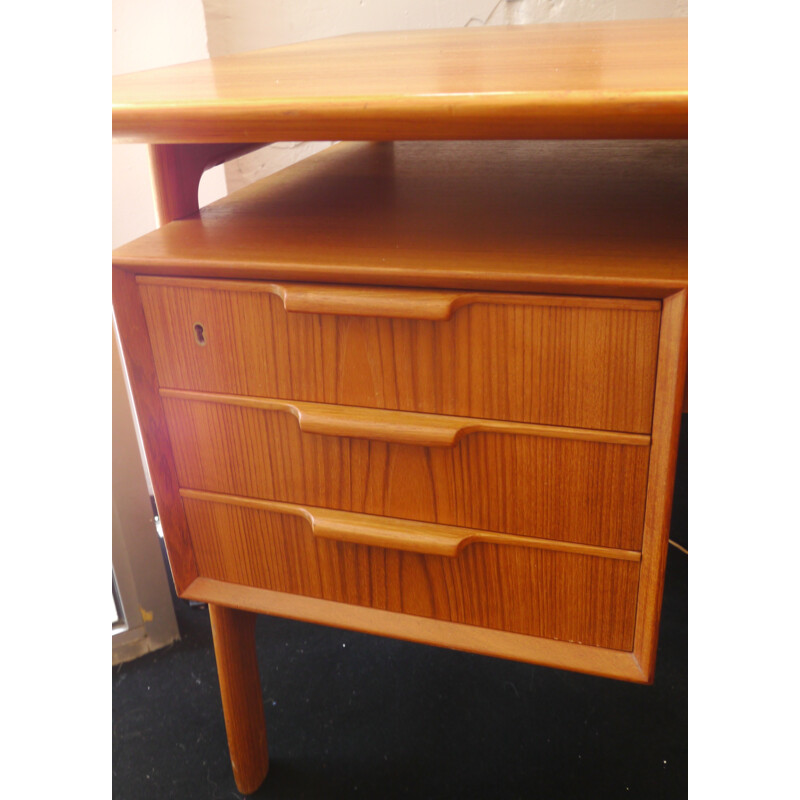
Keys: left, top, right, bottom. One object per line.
{"left": 208, "top": 604, "right": 269, "bottom": 794}
{"left": 214, "top": 280, "right": 659, "bottom": 320}
{"left": 184, "top": 497, "right": 640, "bottom": 651}
{"left": 111, "top": 267, "right": 198, "bottom": 593}
{"left": 139, "top": 279, "right": 661, "bottom": 433}
{"left": 164, "top": 395, "right": 650, "bottom": 550}
{"left": 180, "top": 489, "right": 641, "bottom": 562}
{"left": 113, "top": 140, "right": 687, "bottom": 300}
{"left": 160, "top": 389, "right": 650, "bottom": 447}
{"left": 633, "top": 289, "right": 688, "bottom": 682}
{"left": 187, "top": 578, "right": 648, "bottom": 682}
{"left": 112, "top": 19, "right": 687, "bottom": 143}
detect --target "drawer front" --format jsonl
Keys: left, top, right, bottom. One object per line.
{"left": 140, "top": 278, "right": 661, "bottom": 433}
{"left": 163, "top": 394, "right": 649, "bottom": 550}
{"left": 183, "top": 496, "right": 640, "bottom": 651}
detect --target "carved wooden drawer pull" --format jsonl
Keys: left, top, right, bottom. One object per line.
{"left": 179, "top": 488, "right": 641, "bottom": 562}
{"left": 159, "top": 389, "right": 650, "bottom": 449}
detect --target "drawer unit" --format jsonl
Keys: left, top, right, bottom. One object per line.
{"left": 113, "top": 22, "right": 687, "bottom": 794}
{"left": 112, "top": 139, "right": 687, "bottom": 698}
{"left": 181, "top": 494, "right": 641, "bottom": 651}
{"left": 139, "top": 277, "right": 661, "bottom": 433}
{"left": 161, "top": 391, "right": 651, "bottom": 550}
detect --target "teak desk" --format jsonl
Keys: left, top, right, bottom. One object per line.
{"left": 112, "top": 19, "right": 687, "bottom": 794}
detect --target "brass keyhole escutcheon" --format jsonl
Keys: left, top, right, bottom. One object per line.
{"left": 193, "top": 323, "right": 207, "bottom": 346}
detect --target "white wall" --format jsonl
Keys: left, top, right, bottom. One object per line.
{"left": 202, "top": 0, "right": 686, "bottom": 51}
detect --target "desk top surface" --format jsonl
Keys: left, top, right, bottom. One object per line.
{"left": 112, "top": 19, "right": 687, "bottom": 143}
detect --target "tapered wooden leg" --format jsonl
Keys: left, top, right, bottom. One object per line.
{"left": 209, "top": 604, "right": 269, "bottom": 794}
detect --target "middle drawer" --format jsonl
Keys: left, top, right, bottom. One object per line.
{"left": 162, "top": 392, "right": 650, "bottom": 551}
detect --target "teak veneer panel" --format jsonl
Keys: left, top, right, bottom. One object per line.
{"left": 113, "top": 140, "right": 687, "bottom": 298}
{"left": 111, "top": 268, "right": 198, "bottom": 594}
{"left": 139, "top": 279, "right": 661, "bottom": 433}
{"left": 183, "top": 497, "right": 640, "bottom": 652}
{"left": 162, "top": 394, "right": 650, "bottom": 550}
{"left": 112, "top": 19, "right": 687, "bottom": 143}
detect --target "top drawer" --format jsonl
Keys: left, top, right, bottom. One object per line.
{"left": 139, "top": 277, "right": 660, "bottom": 433}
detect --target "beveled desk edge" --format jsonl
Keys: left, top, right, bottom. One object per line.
{"left": 112, "top": 19, "right": 687, "bottom": 143}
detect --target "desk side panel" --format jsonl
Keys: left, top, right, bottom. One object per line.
{"left": 112, "top": 266, "right": 198, "bottom": 593}
{"left": 633, "top": 289, "right": 687, "bottom": 682}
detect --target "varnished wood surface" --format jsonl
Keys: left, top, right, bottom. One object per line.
{"left": 138, "top": 278, "right": 661, "bottom": 433}
{"left": 113, "top": 19, "right": 687, "bottom": 143}
{"left": 181, "top": 489, "right": 640, "bottom": 562}
{"left": 186, "top": 577, "right": 648, "bottom": 682}
{"left": 111, "top": 268, "right": 198, "bottom": 594}
{"left": 164, "top": 395, "right": 650, "bottom": 550}
{"left": 148, "top": 143, "right": 268, "bottom": 224}
{"left": 158, "top": 279, "right": 660, "bottom": 321}
{"left": 160, "top": 389, "right": 651, "bottom": 448}
{"left": 633, "top": 290, "right": 688, "bottom": 682}
{"left": 208, "top": 604, "right": 269, "bottom": 794}
{"left": 184, "top": 497, "right": 640, "bottom": 651}
{"left": 114, "top": 141, "right": 687, "bottom": 297}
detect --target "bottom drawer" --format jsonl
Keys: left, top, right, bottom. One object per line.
{"left": 183, "top": 495, "right": 640, "bottom": 651}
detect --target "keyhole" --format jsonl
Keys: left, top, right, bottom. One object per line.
{"left": 193, "top": 323, "right": 206, "bottom": 346}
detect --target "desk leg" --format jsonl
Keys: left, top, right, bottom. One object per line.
{"left": 148, "top": 143, "right": 269, "bottom": 224}
{"left": 209, "top": 604, "right": 269, "bottom": 794}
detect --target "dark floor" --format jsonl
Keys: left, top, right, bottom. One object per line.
{"left": 113, "top": 420, "right": 687, "bottom": 800}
